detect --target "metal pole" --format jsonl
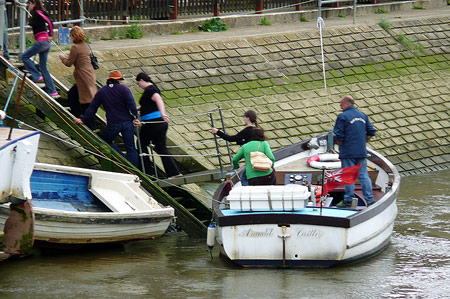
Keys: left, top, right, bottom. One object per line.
{"left": 19, "top": 0, "right": 26, "bottom": 54}
{"left": 218, "top": 105, "right": 232, "bottom": 167}
{"left": 135, "top": 126, "right": 146, "bottom": 175}
{"left": 80, "top": 0, "right": 84, "bottom": 27}
{"left": 7, "top": 71, "right": 27, "bottom": 140}
{"left": 318, "top": 0, "right": 322, "bottom": 20}
{"left": 149, "top": 143, "right": 158, "bottom": 179}
{"left": 320, "top": 167, "right": 325, "bottom": 216}
{"left": 210, "top": 111, "right": 224, "bottom": 179}
{"left": 353, "top": 0, "right": 356, "bottom": 25}
{"left": 0, "top": 0, "right": 5, "bottom": 54}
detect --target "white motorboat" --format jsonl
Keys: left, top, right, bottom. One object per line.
{"left": 0, "top": 127, "right": 175, "bottom": 246}
{"left": 212, "top": 133, "right": 400, "bottom": 267}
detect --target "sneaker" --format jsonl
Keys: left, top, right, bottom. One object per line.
{"left": 33, "top": 76, "right": 44, "bottom": 83}
{"left": 336, "top": 201, "right": 352, "bottom": 209}
{"left": 50, "top": 92, "right": 59, "bottom": 97}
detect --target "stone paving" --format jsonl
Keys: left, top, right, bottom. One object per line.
{"left": 6, "top": 2, "right": 450, "bottom": 175}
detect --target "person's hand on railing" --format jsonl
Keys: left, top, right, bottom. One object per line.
{"left": 211, "top": 127, "right": 218, "bottom": 134}
{"left": 74, "top": 118, "right": 83, "bottom": 125}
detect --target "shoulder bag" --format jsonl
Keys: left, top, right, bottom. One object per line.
{"left": 250, "top": 142, "right": 272, "bottom": 172}
{"left": 87, "top": 43, "right": 100, "bottom": 70}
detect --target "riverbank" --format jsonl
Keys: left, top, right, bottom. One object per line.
{"left": 2, "top": 0, "right": 449, "bottom": 176}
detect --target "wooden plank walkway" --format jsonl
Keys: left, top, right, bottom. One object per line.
{"left": 154, "top": 168, "right": 228, "bottom": 188}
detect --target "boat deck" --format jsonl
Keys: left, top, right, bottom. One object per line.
{"left": 0, "top": 128, "right": 36, "bottom": 148}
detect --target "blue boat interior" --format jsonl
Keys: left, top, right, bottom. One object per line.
{"left": 222, "top": 207, "right": 357, "bottom": 218}
{"left": 30, "top": 170, "right": 111, "bottom": 212}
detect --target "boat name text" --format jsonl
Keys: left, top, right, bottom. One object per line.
{"left": 239, "top": 228, "right": 274, "bottom": 238}
{"left": 296, "top": 228, "right": 323, "bottom": 238}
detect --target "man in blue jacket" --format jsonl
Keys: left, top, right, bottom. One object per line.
{"left": 334, "top": 96, "right": 376, "bottom": 208}
{"left": 74, "top": 70, "right": 139, "bottom": 167}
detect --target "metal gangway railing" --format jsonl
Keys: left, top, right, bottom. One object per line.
{"left": 138, "top": 106, "right": 236, "bottom": 185}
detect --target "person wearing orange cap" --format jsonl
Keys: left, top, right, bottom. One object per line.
{"left": 74, "top": 70, "right": 139, "bottom": 167}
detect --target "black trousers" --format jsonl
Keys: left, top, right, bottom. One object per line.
{"left": 68, "top": 84, "right": 94, "bottom": 129}
{"left": 138, "top": 119, "right": 180, "bottom": 178}
{"left": 248, "top": 169, "right": 277, "bottom": 186}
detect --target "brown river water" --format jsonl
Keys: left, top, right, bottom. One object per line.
{"left": 0, "top": 170, "right": 449, "bottom": 298}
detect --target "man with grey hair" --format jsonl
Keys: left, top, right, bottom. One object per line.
{"left": 334, "top": 95, "right": 376, "bottom": 208}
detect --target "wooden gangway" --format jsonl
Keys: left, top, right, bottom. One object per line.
{"left": 0, "top": 56, "right": 211, "bottom": 238}
{"left": 155, "top": 168, "right": 227, "bottom": 188}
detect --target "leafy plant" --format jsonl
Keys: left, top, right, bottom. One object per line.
{"left": 126, "top": 24, "right": 144, "bottom": 39}
{"left": 378, "top": 18, "right": 392, "bottom": 30}
{"left": 375, "top": 8, "right": 389, "bottom": 14}
{"left": 338, "top": 13, "right": 346, "bottom": 18}
{"left": 260, "top": 17, "right": 271, "bottom": 26}
{"left": 85, "top": 36, "right": 91, "bottom": 44}
{"left": 413, "top": 5, "right": 425, "bottom": 9}
{"left": 198, "top": 18, "right": 228, "bottom": 32}
{"left": 300, "top": 16, "right": 309, "bottom": 22}
{"left": 171, "top": 31, "right": 183, "bottom": 35}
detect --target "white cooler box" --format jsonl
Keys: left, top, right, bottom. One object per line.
{"left": 227, "top": 184, "right": 311, "bottom": 211}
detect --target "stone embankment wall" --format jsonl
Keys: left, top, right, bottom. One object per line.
{"left": 40, "top": 13, "right": 450, "bottom": 175}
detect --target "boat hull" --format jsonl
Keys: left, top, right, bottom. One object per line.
{"left": 216, "top": 199, "right": 396, "bottom": 267}
{"left": 0, "top": 205, "right": 173, "bottom": 244}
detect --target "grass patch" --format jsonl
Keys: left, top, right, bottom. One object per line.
{"left": 338, "top": 13, "right": 346, "bottom": 18}
{"left": 199, "top": 18, "right": 228, "bottom": 32}
{"left": 171, "top": 31, "right": 183, "bottom": 35}
{"left": 413, "top": 5, "right": 425, "bottom": 9}
{"left": 378, "top": 18, "right": 392, "bottom": 30}
{"left": 397, "top": 34, "right": 425, "bottom": 55}
{"left": 300, "top": 16, "right": 309, "bottom": 22}
{"left": 375, "top": 8, "right": 389, "bottom": 14}
{"left": 260, "top": 17, "right": 271, "bottom": 26}
{"left": 126, "top": 24, "right": 144, "bottom": 39}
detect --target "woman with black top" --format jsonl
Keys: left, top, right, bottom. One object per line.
{"left": 136, "top": 72, "right": 180, "bottom": 178}
{"left": 211, "top": 110, "right": 258, "bottom": 185}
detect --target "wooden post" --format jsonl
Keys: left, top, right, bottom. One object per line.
{"left": 169, "top": 0, "right": 178, "bottom": 20}
{"left": 255, "top": 0, "right": 263, "bottom": 14}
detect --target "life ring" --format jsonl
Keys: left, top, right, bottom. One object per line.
{"left": 307, "top": 154, "right": 341, "bottom": 169}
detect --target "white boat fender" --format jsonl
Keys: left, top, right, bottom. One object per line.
{"left": 206, "top": 221, "right": 216, "bottom": 250}
{"left": 307, "top": 153, "right": 341, "bottom": 169}
{"left": 0, "top": 110, "right": 6, "bottom": 120}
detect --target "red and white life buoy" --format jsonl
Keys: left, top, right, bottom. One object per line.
{"left": 307, "top": 154, "right": 341, "bottom": 169}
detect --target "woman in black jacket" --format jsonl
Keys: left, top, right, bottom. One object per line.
{"left": 211, "top": 110, "right": 258, "bottom": 185}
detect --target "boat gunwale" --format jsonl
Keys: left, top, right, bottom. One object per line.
{"left": 0, "top": 128, "right": 40, "bottom": 151}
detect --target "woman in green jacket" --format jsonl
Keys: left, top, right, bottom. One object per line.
{"left": 232, "top": 127, "right": 276, "bottom": 185}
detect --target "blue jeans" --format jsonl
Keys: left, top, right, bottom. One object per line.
{"left": 101, "top": 121, "right": 138, "bottom": 167}
{"left": 20, "top": 41, "right": 56, "bottom": 94}
{"left": 341, "top": 158, "right": 374, "bottom": 204}
{"left": 241, "top": 167, "right": 248, "bottom": 186}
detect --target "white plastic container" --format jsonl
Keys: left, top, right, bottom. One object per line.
{"left": 227, "top": 185, "right": 311, "bottom": 211}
